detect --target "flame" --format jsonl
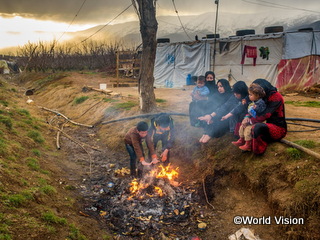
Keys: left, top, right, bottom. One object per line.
{"left": 154, "top": 186, "right": 163, "bottom": 197}
{"left": 128, "top": 164, "right": 179, "bottom": 199}
{"left": 155, "top": 164, "right": 179, "bottom": 181}
{"left": 129, "top": 179, "right": 139, "bottom": 194}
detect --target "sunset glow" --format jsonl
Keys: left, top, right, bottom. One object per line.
{"left": 0, "top": 16, "right": 95, "bottom": 49}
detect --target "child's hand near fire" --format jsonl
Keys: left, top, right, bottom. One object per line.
{"left": 151, "top": 154, "right": 160, "bottom": 164}
{"left": 140, "top": 158, "right": 152, "bottom": 166}
{"left": 160, "top": 149, "right": 169, "bottom": 162}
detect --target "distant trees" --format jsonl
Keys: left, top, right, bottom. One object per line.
{"left": 15, "top": 40, "right": 119, "bottom": 73}
{"left": 132, "top": 0, "right": 158, "bottom": 113}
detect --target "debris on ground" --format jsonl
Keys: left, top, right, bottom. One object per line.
{"left": 229, "top": 228, "right": 261, "bottom": 240}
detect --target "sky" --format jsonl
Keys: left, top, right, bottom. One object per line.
{"left": 0, "top": 0, "right": 319, "bottom": 50}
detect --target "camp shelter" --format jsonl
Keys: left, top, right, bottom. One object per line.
{"left": 154, "top": 30, "right": 320, "bottom": 90}
{"left": 154, "top": 41, "right": 210, "bottom": 88}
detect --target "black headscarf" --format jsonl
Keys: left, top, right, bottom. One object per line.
{"left": 217, "top": 79, "right": 232, "bottom": 93}
{"left": 232, "top": 81, "right": 248, "bottom": 99}
{"left": 253, "top": 79, "right": 277, "bottom": 98}
{"left": 205, "top": 71, "right": 217, "bottom": 95}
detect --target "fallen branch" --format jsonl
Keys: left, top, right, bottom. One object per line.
{"left": 40, "top": 106, "right": 94, "bottom": 128}
{"left": 280, "top": 138, "right": 320, "bottom": 160}
{"left": 202, "top": 178, "right": 215, "bottom": 210}
{"left": 101, "top": 112, "right": 189, "bottom": 125}
{"left": 83, "top": 85, "right": 113, "bottom": 94}
{"left": 48, "top": 125, "right": 101, "bottom": 152}
{"left": 56, "top": 123, "right": 66, "bottom": 150}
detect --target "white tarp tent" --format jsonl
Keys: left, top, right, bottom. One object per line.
{"left": 154, "top": 31, "right": 320, "bottom": 90}
{"left": 154, "top": 41, "right": 210, "bottom": 88}
{"left": 212, "top": 34, "right": 283, "bottom": 87}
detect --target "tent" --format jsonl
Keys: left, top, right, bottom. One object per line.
{"left": 154, "top": 30, "right": 320, "bottom": 90}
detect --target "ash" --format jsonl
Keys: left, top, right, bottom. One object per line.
{"left": 80, "top": 171, "right": 202, "bottom": 238}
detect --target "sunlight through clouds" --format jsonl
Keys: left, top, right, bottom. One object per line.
{"left": 0, "top": 16, "right": 95, "bottom": 48}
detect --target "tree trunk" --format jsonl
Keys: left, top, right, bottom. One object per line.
{"left": 134, "top": 0, "right": 158, "bottom": 113}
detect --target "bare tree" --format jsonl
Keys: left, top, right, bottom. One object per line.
{"left": 132, "top": 0, "right": 158, "bottom": 113}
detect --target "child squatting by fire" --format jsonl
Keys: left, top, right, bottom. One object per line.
{"left": 124, "top": 121, "right": 159, "bottom": 177}
{"left": 124, "top": 114, "right": 174, "bottom": 177}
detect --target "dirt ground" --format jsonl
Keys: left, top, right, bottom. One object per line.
{"left": 7, "top": 71, "right": 320, "bottom": 240}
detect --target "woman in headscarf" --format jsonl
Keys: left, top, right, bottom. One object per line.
{"left": 198, "top": 79, "right": 243, "bottom": 143}
{"left": 204, "top": 71, "right": 217, "bottom": 97}
{"left": 189, "top": 71, "right": 218, "bottom": 127}
{"left": 243, "top": 79, "right": 287, "bottom": 154}
{"left": 220, "top": 80, "right": 249, "bottom": 134}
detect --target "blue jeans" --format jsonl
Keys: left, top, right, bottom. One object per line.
{"left": 125, "top": 144, "right": 143, "bottom": 177}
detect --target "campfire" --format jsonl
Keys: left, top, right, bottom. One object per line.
{"left": 128, "top": 164, "right": 179, "bottom": 200}
{"left": 82, "top": 163, "right": 204, "bottom": 238}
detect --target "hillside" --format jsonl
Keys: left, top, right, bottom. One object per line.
{"left": 1, "top": 71, "right": 320, "bottom": 239}
{"left": 67, "top": 11, "right": 320, "bottom": 45}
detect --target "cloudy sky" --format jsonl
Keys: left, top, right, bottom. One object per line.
{"left": 0, "top": 0, "right": 319, "bottom": 50}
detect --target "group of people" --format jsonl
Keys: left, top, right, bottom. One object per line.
{"left": 189, "top": 72, "right": 287, "bottom": 154}
{"left": 124, "top": 114, "right": 174, "bottom": 177}
{"left": 124, "top": 71, "right": 287, "bottom": 177}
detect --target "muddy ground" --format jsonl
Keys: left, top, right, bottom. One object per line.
{"left": 10, "top": 72, "right": 320, "bottom": 240}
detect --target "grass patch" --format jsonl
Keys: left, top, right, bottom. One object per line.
{"left": 16, "top": 109, "right": 30, "bottom": 117}
{"left": 65, "top": 185, "right": 76, "bottom": 190}
{"left": 102, "top": 98, "right": 118, "bottom": 103}
{"left": 286, "top": 148, "right": 302, "bottom": 160}
{"left": 0, "top": 115, "right": 13, "bottom": 130}
{"left": 0, "top": 100, "right": 9, "bottom": 107}
{"left": 0, "top": 233, "right": 11, "bottom": 240}
{"left": 0, "top": 139, "right": 8, "bottom": 156}
{"left": 0, "top": 213, "right": 11, "bottom": 240}
{"left": 113, "top": 101, "right": 137, "bottom": 110}
{"left": 68, "top": 224, "right": 87, "bottom": 240}
{"left": 156, "top": 98, "right": 167, "bottom": 103}
{"left": 40, "top": 185, "right": 57, "bottom": 195}
{"left": 42, "top": 211, "right": 67, "bottom": 225}
{"left": 32, "top": 149, "right": 41, "bottom": 157}
{"left": 293, "top": 140, "right": 316, "bottom": 148}
{"left": 73, "top": 96, "right": 89, "bottom": 105}
{"left": 285, "top": 101, "right": 320, "bottom": 108}
{"left": 4, "top": 192, "right": 33, "bottom": 207}
{"left": 26, "top": 157, "right": 40, "bottom": 171}
{"left": 27, "top": 130, "right": 45, "bottom": 144}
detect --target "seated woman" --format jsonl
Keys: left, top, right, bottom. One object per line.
{"left": 198, "top": 80, "right": 249, "bottom": 143}
{"left": 189, "top": 71, "right": 218, "bottom": 126}
{"left": 244, "top": 79, "right": 287, "bottom": 154}
{"left": 220, "top": 81, "right": 249, "bottom": 134}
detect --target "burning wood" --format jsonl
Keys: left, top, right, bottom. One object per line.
{"left": 128, "top": 164, "right": 179, "bottom": 200}
{"left": 81, "top": 163, "right": 205, "bottom": 238}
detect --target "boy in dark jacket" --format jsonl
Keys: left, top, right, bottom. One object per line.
{"left": 147, "top": 114, "right": 174, "bottom": 166}
{"left": 124, "top": 121, "right": 159, "bottom": 177}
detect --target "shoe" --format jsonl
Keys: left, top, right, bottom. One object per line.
{"left": 232, "top": 137, "right": 245, "bottom": 147}
{"left": 239, "top": 140, "right": 252, "bottom": 152}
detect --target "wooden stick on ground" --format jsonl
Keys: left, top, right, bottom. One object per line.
{"left": 202, "top": 178, "right": 215, "bottom": 210}
{"left": 40, "top": 106, "right": 94, "bottom": 128}
{"left": 83, "top": 85, "right": 113, "bottom": 94}
{"left": 280, "top": 139, "right": 320, "bottom": 160}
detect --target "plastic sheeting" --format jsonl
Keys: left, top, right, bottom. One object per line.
{"left": 283, "top": 31, "right": 320, "bottom": 59}
{"left": 277, "top": 55, "right": 320, "bottom": 90}
{"left": 154, "top": 31, "right": 320, "bottom": 89}
{"left": 154, "top": 42, "right": 210, "bottom": 88}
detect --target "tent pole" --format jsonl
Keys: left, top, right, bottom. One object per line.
{"left": 213, "top": 0, "right": 219, "bottom": 71}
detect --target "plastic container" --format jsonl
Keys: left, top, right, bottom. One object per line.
{"left": 100, "top": 83, "right": 107, "bottom": 90}
{"left": 186, "top": 74, "right": 192, "bottom": 85}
